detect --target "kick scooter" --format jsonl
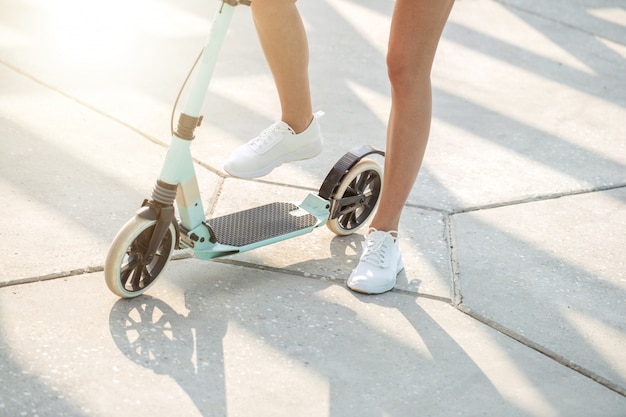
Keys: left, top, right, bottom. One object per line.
{"left": 104, "top": 0, "right": 385, "bottom": 298}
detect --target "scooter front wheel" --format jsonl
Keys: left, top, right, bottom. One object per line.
{"left": 326, "top": 158, "right": 382, "bottom": 236}
{"left": 105, "top": 215, "right": 176, "bottom": 298}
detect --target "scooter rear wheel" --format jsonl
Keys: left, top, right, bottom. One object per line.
{"left": 105, "top": 215, "right": 176, "bottom": 298}
{"left": 326, "top": 158, "right": 382, "bottom": 236}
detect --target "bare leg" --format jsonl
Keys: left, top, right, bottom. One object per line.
{"left": 251, "top": 0, "right": 313, "bottom": 133}
{"left": 346, "top": 0, "right": 454, "bottom": 294}
{"left": 224, "top": 0, "right": 321, "bottom": 179}
{"left": 369, "top": 0, "right": 454, "bottom": 233}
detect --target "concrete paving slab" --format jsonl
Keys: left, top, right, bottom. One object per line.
{"left": 423, "top": 0, "right": 626, "bottom": 211}
{"left": 454, "top": 187, "right": 626, "bottom": 393}
{"left": 0, "top": 64, "right": 221, "bottom": 284}
{"left": 498, "top": 0, "right": 626, "bottom": 45}
{"left": 1, "top": 262, "right": 625, "bottom": 417}
{"left": 211, "top": 178, "right": 453, "bottom": 300}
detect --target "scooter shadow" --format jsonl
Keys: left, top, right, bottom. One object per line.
{"left": 109, "top": 295, "right": 229, "bottom": 416}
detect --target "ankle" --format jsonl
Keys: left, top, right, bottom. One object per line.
{"left": 367, "top": 228, "right": 399, "bottom": 244}
{"left": 281, "top": 114, "right": 313, "bottom": 134}
{"left": 368, "top": 224, "right": 400, "bottom": 235}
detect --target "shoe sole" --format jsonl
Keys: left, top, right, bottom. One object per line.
{"left": 347, "top": 260, "right": 405, "bottom": 295}
{"left": 225, "top": 141, "right": 322, "bottom": 179}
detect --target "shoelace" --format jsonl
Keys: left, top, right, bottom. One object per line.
{"left": 249, "top": 121, "right": 295, "bottom": 152}
{"left": 361, "top": 228, "right": 398, "bottom": 267}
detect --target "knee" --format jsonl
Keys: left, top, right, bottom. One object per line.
{"left": 386, "top": 51, "right": 409, "bottom": 91}
{"left": 386, "top": 48, "right": 431, "bottom": 93}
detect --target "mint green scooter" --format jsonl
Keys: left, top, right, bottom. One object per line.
{"left": 104, "top": 0, "right": 384, "bottom": 298}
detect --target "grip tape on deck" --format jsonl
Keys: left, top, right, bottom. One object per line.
{"left": 208, "top": 202, "right": 317, "bottom": 247}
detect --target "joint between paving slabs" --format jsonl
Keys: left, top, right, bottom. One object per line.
{"left": 456, "top": 303, "right": 626, "bottom": 399}
{"left": 449, "top": 183, "right": 626, "bottom": 216}
{"left": 0, "top": 266, "right": 105, "bottom": 289}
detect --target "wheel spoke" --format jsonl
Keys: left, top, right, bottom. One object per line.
{"left": 346, "top": 179, "right": 358, "bottom": 196}
{"left": 355, "top": 172, "right": 369, "bottom": 191}
{"left": 142, "top": 266, "right": 153, "bottom": 286}
{"left": 364, "top": 173, "right": 379, "bottom": 193}
{"left": 129, "top": 262, "right": 145, "bottom": 291}
{"left": 340, "top": 211, "right": 357, "bottom": 229}
{"left": 339, "top": 215, "right": 348, "bottom": 228}
{"left": 120, "top": 257, "right": 137, "bottom": 287}
{"left": 347, "top": 212, "right": 357, "bottom": 229}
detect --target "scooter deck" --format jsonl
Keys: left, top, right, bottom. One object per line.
{"left": 208, "top": 202, "right": 318, "bottom": 247}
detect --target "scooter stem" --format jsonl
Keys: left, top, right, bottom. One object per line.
{"left": 183, "top": 2, "right": 236, "bottom": 117}
{"left": 157, "top": 1, "right": 238, "bottom": 231}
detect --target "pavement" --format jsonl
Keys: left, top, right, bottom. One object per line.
{"left": 0, "top": 0, "right": 625, "bottom": 415}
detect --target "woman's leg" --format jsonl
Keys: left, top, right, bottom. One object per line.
{"left": 347, "top": 0, "right": 454, "bottom": 294}
{"left": 369, "top": 0, "right": 454, "bottom": 232}
{"left": 225, "top": 0, "right": 322, "bottom": 179}
{"left": 251, "top": 0, "right": 313, "bottom": 133}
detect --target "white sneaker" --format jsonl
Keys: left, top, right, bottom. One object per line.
{"left": 347, "top": 228, "right": 404, "bottom": 294}
{"left": 224, "top": 111, "right": 324, "bottom": 178}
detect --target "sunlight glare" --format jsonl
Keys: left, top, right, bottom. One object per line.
{"left": 223, "top": 321, "right": 330, "bottom": 414}
{"left": 445, "top": 320, "right": 560, "bottom": 417}
{"left": 324, "top": 0, "right": 391, "bottom": 55}
{"left": 0, "top": 23, "right": 29, "bottom": 48}
{"left": 588, "top": 7, "right": 626, "bottom": 27}
{"left": 49, "top": 0, "right": 141, "bottom": 64}
{"left": 345, "top": 79, "right": 390, "bottom": 125}
{"left": 448, "top": 1, "right": 595, "bottom": 75}
{"left": 598, "top": 37, "right": 626, "bottom": 59}
{"left": 560, "top": 304, "right": 626, "bottom": 381}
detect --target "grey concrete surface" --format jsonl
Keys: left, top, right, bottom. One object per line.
{"left": 1, "top": 0, "right": 625, "bottom": 416}
{"left": 1, "top": 264, "right": 624, "bottom": 417}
